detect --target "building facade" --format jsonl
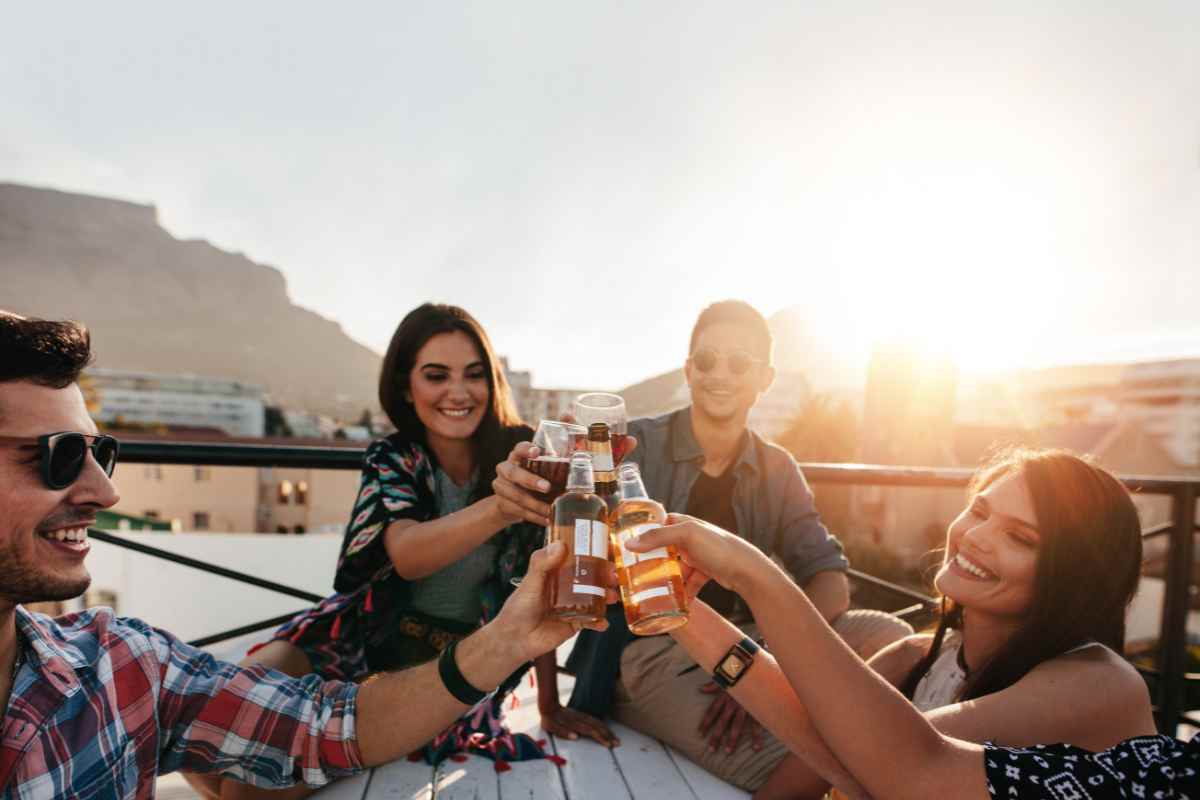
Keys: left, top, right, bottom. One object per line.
{"left": 89, "top": 368, "right": 266, "bottom": 437}
{"left": 108, "top": 433, "right": 363, "bottom": 534}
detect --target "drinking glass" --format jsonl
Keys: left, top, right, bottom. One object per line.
{"left": 510, "top": 420, "right": 585, "bottom": 586}
{"left": 524, "top": 420, "right": 586, "bottom": 503}
{"left": 573, "top": 392, "right": 632, "bottom": 464}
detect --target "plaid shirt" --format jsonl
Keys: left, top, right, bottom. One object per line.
{"left": 1, "top": 606, "right": 363, "bottom": 799}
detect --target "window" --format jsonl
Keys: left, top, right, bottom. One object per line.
{"left": 143, "top": 465, "right": 163, "bottom": 481}
{"left": 194, "top": 466, "right": 212, "bottom": 482}
{"left": 296, "top": 481, "right": 309, "bottom": 506}
{"left": 277, "top": 480, "right": 293, "bottom": 504}
{"left": 192, "top": 511, "right": 210, "bottom": 531}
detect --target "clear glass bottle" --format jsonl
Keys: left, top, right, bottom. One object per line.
{"left": 612, "top": 462, "right": 689, "bottom": 635}
{"left": 548, "top": 451, "right": 609, "bottom": 624}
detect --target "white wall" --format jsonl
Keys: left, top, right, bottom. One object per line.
{"left": 83, "top": 532, "right": 342, "bottom": 659}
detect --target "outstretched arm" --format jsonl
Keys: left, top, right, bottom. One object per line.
{"left": 384, "top": 496, "right": 512, "bottom": 580}
{"left": 669, "top": 599, "right": 872, "bottom": 799}
{"left": 627, "top": 518, "right": 989, "bottom": 800}
{"left": 159, "top": 543, "right": 597, "bottom": 788}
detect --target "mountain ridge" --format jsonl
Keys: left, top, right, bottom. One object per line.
{"left": 1, "top": 182, "right": 382, "bottom": 418}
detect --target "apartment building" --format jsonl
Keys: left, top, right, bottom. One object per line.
{"left": 88, "top": 367, "right": 266, "bottom": 437}
{"left": 109, "top": 432, "right": 363, "bottom": 534}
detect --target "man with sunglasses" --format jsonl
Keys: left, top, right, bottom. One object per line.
{"left": 497, "top": 300, "right": 911, "bottom": 793}
{"left": 0, "top": 311, "right": 601, "bottom": 798}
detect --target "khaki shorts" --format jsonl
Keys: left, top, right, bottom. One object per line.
{"left": 611, "top": 609, "right": 912, "bottom": 792}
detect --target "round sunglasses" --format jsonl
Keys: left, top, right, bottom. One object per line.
{"left": 689, "top": 347, "right": 765, "bottom": 377}
{"left": 0, "top": 432, "right": 120, "bottom": 490}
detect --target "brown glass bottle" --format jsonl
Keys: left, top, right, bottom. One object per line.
{"left": 548, "top": 451, "right": 609, "bottom": 624}
{"left": 585, "top": 422, "right": 620, "bottom": 516}
{"left": 612, "top": 462, "right": 689, "bottom": 635}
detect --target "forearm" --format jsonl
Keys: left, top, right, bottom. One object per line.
{"left": 385, "top": 497, "right": 507, "bottom": 579}
{"left": 740, "top": 562, "right": 976, "bottom": 800}
{"left": 355, "top": 621, "right": 522, "bottom": 765}
{"left": 671, "top": 601, "right": 870, "bottom": 799}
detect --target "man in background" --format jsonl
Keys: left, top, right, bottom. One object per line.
{"left": 497, "top": 300, "right": 910, "bottom": 794}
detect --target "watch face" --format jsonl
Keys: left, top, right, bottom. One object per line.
{"left": 721, "top": 654, "right": 745, "bottom": 678}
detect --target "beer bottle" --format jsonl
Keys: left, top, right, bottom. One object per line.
{"left": 548, "top": 451, "right": 610, "bottom": 624}
{"left": 612, "top": 462, "right": 689, "bottom": 635}
{"left": 585, "top": 422, "right": 620, "bottom": 517}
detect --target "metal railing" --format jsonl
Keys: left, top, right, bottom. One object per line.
{"left": 104, "top": 441, "right": 1200, "bottom": 734}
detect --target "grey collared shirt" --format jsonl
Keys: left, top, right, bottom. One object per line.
{"left": 625, "top": 406, "right": 848, "bottom": 586}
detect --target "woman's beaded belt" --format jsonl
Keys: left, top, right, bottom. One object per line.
{"left": 397, "top": 615, "right": 469, "bottom": 653}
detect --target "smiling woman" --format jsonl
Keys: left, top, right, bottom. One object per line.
{"left": 184, "top": 303, "right": 555, "bottom": 800}
{"left": 687, "top": 446, "right": 1155, "bottom": 798}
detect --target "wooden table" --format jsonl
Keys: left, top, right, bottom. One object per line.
{"left": 313, "top": 666, "right": 749, "bottom": 800}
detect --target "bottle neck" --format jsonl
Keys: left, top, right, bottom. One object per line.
{"left": 565, "top": 455, "right": 596, "bottom": 491}
{"left": 586, "top": 438, "right": 615, "bottom": 483}
{"left": 617, "top": 475, "right": 649, "bottom": 501}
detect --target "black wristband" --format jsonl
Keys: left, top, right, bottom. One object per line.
{"left": 437, "top": 640, "right": 488, "bottom": 706}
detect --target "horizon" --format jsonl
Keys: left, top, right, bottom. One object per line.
{"left": 11, "top": 175, "right": 1200, "bottom": 395}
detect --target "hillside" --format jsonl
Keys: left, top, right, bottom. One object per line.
{"left": 0, "top": 183, "right": 382, "bottom": 418}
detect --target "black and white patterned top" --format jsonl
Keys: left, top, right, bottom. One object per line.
{"left": 985, "top": 735, "right": 1200, "bottom": 798}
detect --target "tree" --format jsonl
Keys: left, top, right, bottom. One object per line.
{"left": 264, "top": 406, "right": 293, "bottom": 438}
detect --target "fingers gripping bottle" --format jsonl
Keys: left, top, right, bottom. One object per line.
{"left": 612, "top": 462, "right": 690, "bottom": 635}
{"left": 549, "top": 451, "right": 610, "bottom": 624}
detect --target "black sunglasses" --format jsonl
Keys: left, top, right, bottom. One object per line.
{"left": 689, "top": 348, "right": 764, "bottom": 377}
{"left": 0, "top": 432, "right": 120, "bottom": 490}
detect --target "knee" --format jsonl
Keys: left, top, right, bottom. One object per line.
{"left": 834, "top": 609, "right": 914, "bottom": 660}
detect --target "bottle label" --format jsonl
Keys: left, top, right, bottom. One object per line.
{"left": 573, "top": 583, "right": 606, "bottom": 596}
{"left": 631, "top": 585, "right": 670, "bottom": 604}
{"left": 591, "top": 521, "right": 609, "bottom": 559}
{"left": 574, "top": 519, "right": 591, "bottom": 556}
{"left": 591, "top": 451, "right": 614, "bottom": 472}
{"left": 575, "top": 519, "right": 609, "bottom": 559}
{"left": 619, "top": 523, "right": 668, "bottom": 564}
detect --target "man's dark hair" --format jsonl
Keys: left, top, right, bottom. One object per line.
{"left": 0, "top": 312, "right": 93, "bottom": 388}
{"left": 688, "top": 300, "right": 773, "bottom": 362}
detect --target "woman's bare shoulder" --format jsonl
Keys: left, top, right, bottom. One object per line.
{"left": 1038, "top": 643, "right": 1147, "bottom": 692}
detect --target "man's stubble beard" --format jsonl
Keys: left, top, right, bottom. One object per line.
{"left": 0, "top": 537, "right": 91, "bottom": 604}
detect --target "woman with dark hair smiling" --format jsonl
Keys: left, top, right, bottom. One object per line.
{"left": 626, "top": 448, "right": 1156, "bottom": 799}
{"left": 190, "top": 303, "right": 575, "bottom": 800}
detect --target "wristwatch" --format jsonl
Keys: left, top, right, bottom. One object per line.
{"left": 712, "top": 636, "right": 760, "bottom": 689}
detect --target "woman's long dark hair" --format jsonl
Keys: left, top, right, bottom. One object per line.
{"left": 378, "top": 303, "right": 526, "bottom": 500}
{"left": 900, "top": 448, "right": 1143, "bottom": 702}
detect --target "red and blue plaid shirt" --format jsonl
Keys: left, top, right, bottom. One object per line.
{"left": 1, "top": 606, "right": 364, "bottom": 798}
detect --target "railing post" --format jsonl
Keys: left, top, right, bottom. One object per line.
{"left": 1156, "top": 483, "right": 1197, "bottom": 734}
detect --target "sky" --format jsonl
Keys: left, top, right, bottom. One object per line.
{"left": 2, "top": 2, "right": 1198, "bottom": 390}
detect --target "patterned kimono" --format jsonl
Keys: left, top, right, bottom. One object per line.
{"left": 251, "top": 432, "right": 550, "bottom": 769}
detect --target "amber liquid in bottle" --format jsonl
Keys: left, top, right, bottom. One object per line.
{"left": 612, "top": 464, "right": 689, "bottom": 635}
{"left": 548, "top": 452, "right": 609, "bottom": 624}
